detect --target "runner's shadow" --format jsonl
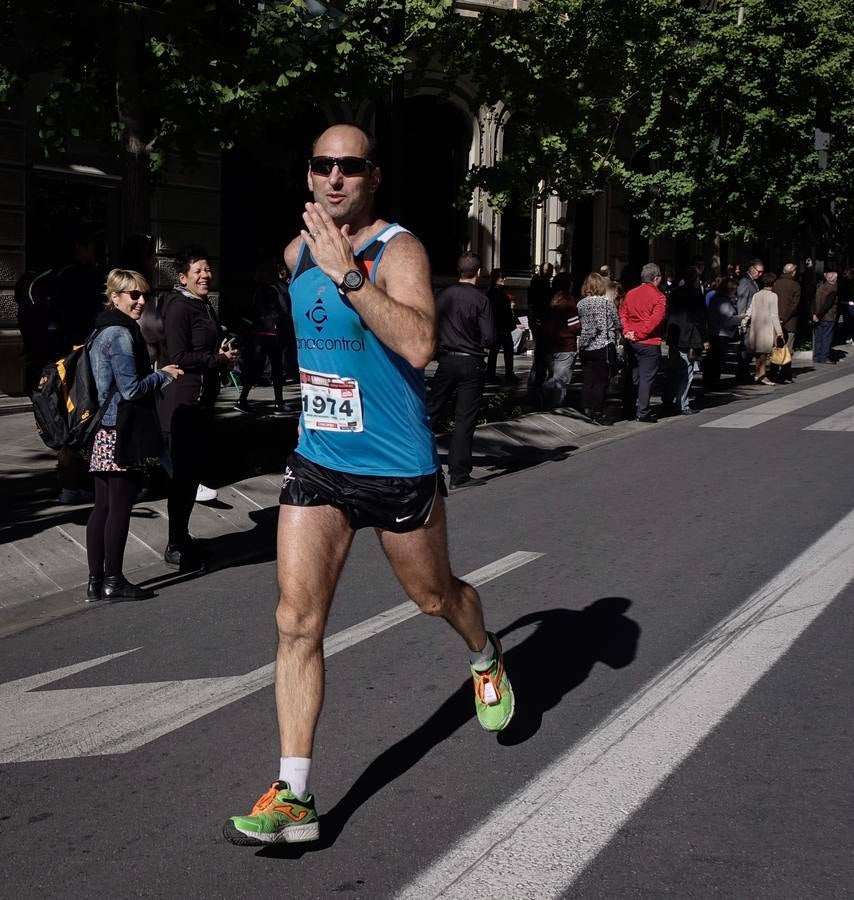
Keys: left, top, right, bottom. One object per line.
{"left": 256, "top": 597, "right": 639, "bottom": 857}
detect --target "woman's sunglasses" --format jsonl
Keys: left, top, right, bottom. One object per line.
{"left": 123, "top": 290, "right": 148, "bottom": 301}
{"left": 309, "top": 156, "right": 375, "bottom": 177}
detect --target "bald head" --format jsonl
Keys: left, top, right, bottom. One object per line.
{"left": 783, "top": 263, "right": 797, "bottom": 275}
{"left": 312, "top": 124, "right": 376, "bottom": 160}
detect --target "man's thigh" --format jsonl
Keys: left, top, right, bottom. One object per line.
{"left": 376, "top": 493, "right": 455, "bottom": 607}
{"left": 277, "top": 503, "right": 354, "bottom": 623}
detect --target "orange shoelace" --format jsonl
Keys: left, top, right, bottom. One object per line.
{"left": 250, "top": 784, "right": 280, "bottom": 815}
{"left": 474, "top": 659, "right": 504, "bottom": 706}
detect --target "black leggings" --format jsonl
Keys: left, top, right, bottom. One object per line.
{"left": 581, "top": 347, "right": 612, "bottom": 414}
{"left": 86, "top": 472, "right": 143, "bottom": 577}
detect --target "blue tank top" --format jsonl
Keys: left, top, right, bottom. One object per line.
{"left": 289, "top": 223, "right": 438, "bottom": 477}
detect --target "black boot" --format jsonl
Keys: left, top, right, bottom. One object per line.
{"left": 102, "top": 575, "right": 153, "bottom": 601}
{"left": 86, "top": 576, "right": 103, "bottom": 603}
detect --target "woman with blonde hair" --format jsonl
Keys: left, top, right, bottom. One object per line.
{"left": 743, "top": 271, "right": 783, "bottom": 385}
{"left": 85, "top": 269, "right": 183, "bottom": 601}
{"left": 577, "top": 272, "right": 622, "bottom": 424}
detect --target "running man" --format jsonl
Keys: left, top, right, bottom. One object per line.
{"left": 224, "top": 124, "right": 514, "bottom": 846}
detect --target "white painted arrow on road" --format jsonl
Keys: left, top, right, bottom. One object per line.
{"left": 0, "top": 551, "right": 542, "bottom": 763}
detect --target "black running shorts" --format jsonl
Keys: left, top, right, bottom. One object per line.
{"left": 279, "top": 452, "right": 446, "bottom": 533}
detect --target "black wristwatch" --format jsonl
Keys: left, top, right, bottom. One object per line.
{"left": 338, "top": 268, "right": 365, "bottom": 294}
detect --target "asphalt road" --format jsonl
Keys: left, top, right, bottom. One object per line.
{"left": 2, "top": 364, "right": 854, "bottom": 899}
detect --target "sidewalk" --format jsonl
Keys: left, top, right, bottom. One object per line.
{"left": 0, "top": 346, "right": 829, "bottom": 636}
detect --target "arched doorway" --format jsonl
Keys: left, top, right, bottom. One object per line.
{"left": 498, "top": 116, "right": 535, "bottom": 276}
{"left": 392, "top": 95, "right": 472, "bottom": 277}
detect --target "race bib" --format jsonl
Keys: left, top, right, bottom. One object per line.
{"left": 299, "top": 368, "right": 364, "bottom": 432}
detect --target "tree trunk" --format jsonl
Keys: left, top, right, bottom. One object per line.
{"left": 122, "top": 130, "right": 151, "bottom": 239}
{"left": 116, "top": 11, "right": 151, "bottom": 240}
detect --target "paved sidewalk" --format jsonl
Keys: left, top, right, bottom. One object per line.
{"left": 0, "top": 346, "right": 829, "bottom": 636}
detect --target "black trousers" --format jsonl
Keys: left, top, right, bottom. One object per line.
{"left": 581, "top": 347, "right": 611, "bottom": 414}
{"left": 627, "top": 342, "right": 661, "bottom": 418}
{"left": 428, "top": 353, "right": 485, "bottom": 481}
{"left": 165, "top": 404, "right": 213, "bottom": 547}
{"left": 486, "top": 332, "right": 514, "bottom": 379}
{"left": 240, "top": 334, "right": 284, "bottom": 403}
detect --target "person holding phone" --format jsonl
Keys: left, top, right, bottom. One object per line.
{"left": 157, "top": 245, "right": 237, "bottom": 569}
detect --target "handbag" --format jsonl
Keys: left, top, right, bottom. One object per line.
{"left": 769, "top": 343, "right": 792, "bottom": 366}
{"left": 115, "top": 398, "right": 163, "bottom": 466}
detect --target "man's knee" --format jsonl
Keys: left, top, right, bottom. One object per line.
{"left": 414, "top": 577, "right": 477, "bottom": 618}
{"left": 275, "top": 595, "right": 325, "bottom": 649}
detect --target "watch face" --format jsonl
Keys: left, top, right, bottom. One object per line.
{"left": 342, "top": 269, "right": 364, "bottom": 291}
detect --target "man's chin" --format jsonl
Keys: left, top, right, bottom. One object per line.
{"left": 317, "top": 197, "right": 353, "bottom": 222}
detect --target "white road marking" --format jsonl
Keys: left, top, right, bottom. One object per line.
{"left": 397, "top": 510, "right": 854, "bottom": 900}
{"left": 702, "top": 373, "right": 854, "bottom": 428}
{"left": 804, "top": 402, "right": 854, "bottom": 431}
{"left": 0, "top": 551, "right": 542, "bottom": 762}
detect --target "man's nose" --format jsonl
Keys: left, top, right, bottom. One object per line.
{"left": 328, "top": 164, "right": 345, "bottom": 186}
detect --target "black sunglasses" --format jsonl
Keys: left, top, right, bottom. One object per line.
{"left": 123, "top": 289, "right": 148, "bottom": 301}
{"left": 309, "top": 155, "right": 375, "bottom": 177}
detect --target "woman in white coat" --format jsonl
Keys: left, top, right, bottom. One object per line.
{"left": 744, "top": 272, "right": 783, "bottom": 385}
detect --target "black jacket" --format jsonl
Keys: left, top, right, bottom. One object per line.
{"left": 666, "top": 285, "right": 708, "bottom": 351}
{"left": 157, "top": 290, "right": 224, "bottom": 432}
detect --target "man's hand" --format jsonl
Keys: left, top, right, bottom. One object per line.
{"left": 301, "top": 202, "right": 356, "bottom": 287}
{"left": 624, "top": 330, "right": 637, "bottom": 341}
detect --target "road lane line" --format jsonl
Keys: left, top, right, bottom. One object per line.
{"left": 1, "top": 552, "right": 543, "bottom": 761}
{"left": 397, "top": 512, "right": 854, "bottom": 900}
{"left": 701, "top": 373, "right": 854, "bottom": 428}
{"left": 804, "top": 402, "right": 854, "bottom": 431}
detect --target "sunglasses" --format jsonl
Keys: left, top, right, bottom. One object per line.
{"left": 309, "top": 156, "right": 375, "bottom": 177}
{"left": 123, "top": 290, "right": 148, "bottom": 301}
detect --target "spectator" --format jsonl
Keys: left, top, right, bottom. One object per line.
{"left": 577, "top": 271, "right": 622, "bottom": 424}
{"left": 428, "top": 252, "right": 495, "bottom": 490}
{"left": 539, "top": 272, "right": 581, "bottom": 408}
{"left": 86, "top": 268, "right": 183, "bottom": 601}
{"left": 157, "top": 245, "right": 238, "bottom": 568}
{"left": 122, "top": 233, "right": 162, "bottom": 365}
{"left": 486, "top": 268, "right": 519, "bottom": 384}
{"left": 664, "top": 267, "right": 709, "bottom": 415}
{"left": 772, "top": 263, "right": 801, "bottom": 383}
{"left": 744, "top": 272, "right": 783, "bottom": 384}
{"left": 704, "top": 277, "right": 741, "bottom": 391}
{"left": 838, "top": 267, "right": 854, "bottom": 344}
{"left": 735, "top": 258, "right": 764, "bottom": 381}
{"left": 620, "top": 262, "right": 666, "bottom": 423}
{"left": 509, "top": 297, "right": 529, "bottom": 354}
{"left": 274, "top": 260, "right": 299, "bottom": 384}
{"left": 812, "top": 271, "right": 839, "bottom": 364}
{"left": 526, "top": 261, "right": 553, "bottom": 392}
{"left": 235, "top": 256, "right": 289, "bottom": 416}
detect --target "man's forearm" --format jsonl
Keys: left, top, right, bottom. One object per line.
{"left": 347, "top": 281, "right": 435, "bottom": 367}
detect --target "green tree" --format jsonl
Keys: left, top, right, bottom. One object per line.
{"left": 620, "top": 0, "right": 854, "bottom": 258}
{"left": 426, "top": 0, "right": 648, "bottom": 213}
{"left": 0, "top": 0, "right": 444, "bottom": 235}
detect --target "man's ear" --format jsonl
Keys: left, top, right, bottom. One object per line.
{"left": 306, "top": 165, "right": 313, "bottom": 193}
{"left": 178, "top": 271, "right": 187, "bottom": 285}
{"left": 368, "top": 166, "right": 382, "bottom": 195}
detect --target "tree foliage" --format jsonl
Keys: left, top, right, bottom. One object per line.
{"left": 0, "top": 0, "right": 442, "bottom": 230}
{"left": 622, "top": 0, "right": 854, "bottom": 254}
{"left": 2, "top": 0, "right": 853, "bottom": 252}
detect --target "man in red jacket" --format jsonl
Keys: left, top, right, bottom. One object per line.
{"left": 620, "top": 262, "right": 666, "bottom": 422}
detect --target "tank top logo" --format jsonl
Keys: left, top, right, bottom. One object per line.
{"left": 307, "top": 295, "right": 328, "bottom": 333}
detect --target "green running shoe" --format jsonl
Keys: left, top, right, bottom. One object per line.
{"left": 223, "top": 780, "right": 320, "bottom": 846}
{"left": 471, "top": 632, "right": 514, "bottom": 732}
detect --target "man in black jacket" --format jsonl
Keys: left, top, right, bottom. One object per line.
{"left": 428, "top": 252, "right": 495, "bottom": 490}
{"left": 813, "top": 270, "right": 838, "bottom": 364}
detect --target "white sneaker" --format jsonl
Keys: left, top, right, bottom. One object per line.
{"left": 196, "top": 484, "right": 218, "bottom": 502}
